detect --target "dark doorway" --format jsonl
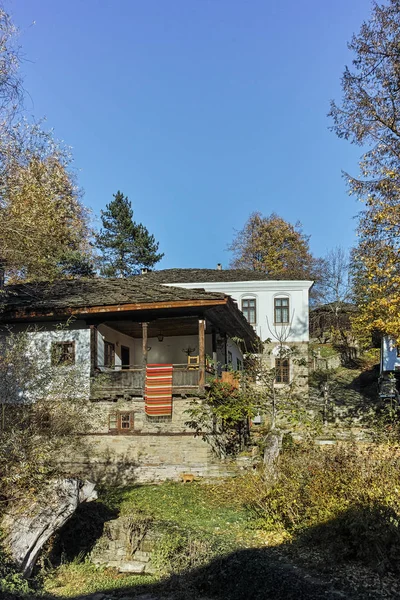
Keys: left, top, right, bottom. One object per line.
{"left": 121, "top": 346, "right": 130, "bottom": 369}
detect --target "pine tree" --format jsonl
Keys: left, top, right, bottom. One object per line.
{"left": 96, "top": 191, "right": 163, "bottom": 277}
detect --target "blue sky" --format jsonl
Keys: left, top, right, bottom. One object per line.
{"left": 8, "top": 0, "right": 370, "bottom": 269}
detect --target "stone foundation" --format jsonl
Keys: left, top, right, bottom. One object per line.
{"left": 62, "top": 395, "right": 239, "bottom": 483}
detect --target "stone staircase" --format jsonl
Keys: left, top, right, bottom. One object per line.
{"left": 90, "top": 515, "right": 159, "bottom": 574}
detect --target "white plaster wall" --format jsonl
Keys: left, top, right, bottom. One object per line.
{"left": 381, "top": 336, "right": 400, "bottom": 372}
{"left": 97, "top": 324, "right": 137, "bottom": 369}
{"left": 131, "top": 334, "right": 213, "bottom": 365}
{"left": 227, "top": 338, "right": 244, "bottom": 370}
{"left": 163, "top": 280, "right": 313, "bottom": 342}
{"left": 0, "top": 321, "right": 91, "bottom": 400}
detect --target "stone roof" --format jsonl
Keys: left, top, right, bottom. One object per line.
{"left": 0, "top": 277, "right": 260, "bottom": 349}
{"left": 140, "top": 268, "right": 275, "bottom": 283}
{"left": 0, "top": 277, "right": 226, "bottom": 316}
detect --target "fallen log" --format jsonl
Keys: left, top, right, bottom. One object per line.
{"left": 1, "top": 478, "right": 97, "bottom": 576}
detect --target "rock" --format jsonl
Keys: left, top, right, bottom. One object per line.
{"left": 118, "top": 561, "right": 146, "bottom": 573}
{"left": 2, "top": 478, "right": 97, "bottom": 576}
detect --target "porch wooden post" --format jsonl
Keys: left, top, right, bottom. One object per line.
{"left": 198, "top": 319, "right": 206, "bottom": 392}
{"left": 142, "top": 322, "right": 149, "bottom": 367}
{"left": 90, "top": 325, "right": 98, "bottom": 376}
{"left": 212, "top": 330, "right": 218, "bottom": 372}
{"left": 224, "top": 334, "right": 228, "bottom": 369}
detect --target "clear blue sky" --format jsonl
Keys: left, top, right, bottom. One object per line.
{"left": 8, "top": 0, "right": 370, "bottom": 269}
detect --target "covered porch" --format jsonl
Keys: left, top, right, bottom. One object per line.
{"left": 89, "top": 313, "right": 231, "bottom": 398}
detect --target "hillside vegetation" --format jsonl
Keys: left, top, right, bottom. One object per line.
{"left": 36, "top": 442, "right": 400, "bottom": 600}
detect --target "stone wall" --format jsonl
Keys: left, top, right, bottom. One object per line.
{"left": 62, "top": 395, "right": 237, "bottom": 483}
{"left": 263, "top": 341, "right": 309, "bottom": 392}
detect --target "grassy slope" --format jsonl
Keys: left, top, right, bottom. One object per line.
{"left": 43, "top": 482, "right": 264, "bottom": 598}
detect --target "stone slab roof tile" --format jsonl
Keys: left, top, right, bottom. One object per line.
{"left": 0, "top": 277, "right": 226, "bottom": 314}
{"left": 141, "top": 268, "right": 274, "bottom": 283}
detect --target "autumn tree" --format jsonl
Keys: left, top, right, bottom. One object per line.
{"left": 229, "top": 211, "right": 321, "bottom": 280}
{"left": 330, "top": 0, "right": 400, "bottom": 342}
{"left": 0, "top": 147, "right": 93, "bottom": 281}
{"left": 95, "top": 191, "right": 164, "bottom": 277}
{"left": 0, "top": 7, "right": 93, "bottom": 282}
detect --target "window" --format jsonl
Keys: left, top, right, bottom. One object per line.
{"left": 241, "top": 298, "right": 256, "bottom": 324}
{"left": 228, "top": 350, "right": 233, "bottom": 365}
{"left": 104, "top": 341, "right": 115, "bottom": 367}
{"left": 236, "top": 358, "right": 243, "bottom": 371}
{"left": 109, "top": 411, "right": 134, "bottom": 433}
{"left": 51, "top": 341, "right": 75, "bottom": 366}
{"left": 275, "top": 358, "right": 290, "bottom": 383}
{"left": 274, "top": 297, "right": 289, "bottom": 324}
{"left": 35, "top": 409, "right": 51, "bottom": 432}
{"left": 397, "top": 346, "right": 400, "bottom": 358}
{"left": 146, "top": 414, "right": 172, "bottom": 424}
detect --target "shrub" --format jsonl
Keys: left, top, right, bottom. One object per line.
{"left": 152, "top": 526, "right": 234, "bottom": 576}
{"left": 0, "top": 544, "right": 35, "bottom": 598}
{"left": 251, "top": 443, "right": 400, "bottom": 572}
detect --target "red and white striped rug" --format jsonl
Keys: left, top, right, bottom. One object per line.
{"left": 145, "top": 364, "right": 173, "bottom": 416}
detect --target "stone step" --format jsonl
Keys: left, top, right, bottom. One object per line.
{"left": 118, "top": 561, "right": 146, "bottom": 574}
{"left": 134, "top": 550, "right": 151, "bottom": 562}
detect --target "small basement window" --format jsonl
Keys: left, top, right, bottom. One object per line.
{"left": 51, "top": 341, "right": 75, "bottom": 366}
{"left": 146, "top": 414, "right": 172, "bottom": 424}
{"left": 275, "top": 358, "right": 290, "bottom": 384}
{"left": 34, "top": 409, "right": 51, "bottom": 432}
{"left": 108, "top": 411, "right": 134, "bottom": 433}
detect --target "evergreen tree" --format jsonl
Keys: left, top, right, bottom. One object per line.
{"left": 96, "top": 191, "right": 163, "bottom": 277}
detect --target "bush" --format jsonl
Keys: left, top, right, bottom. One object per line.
{"left": 0, "top": 545, "right": 35, "bottom": 598}
{"left": 152, "top": 526, "right": 234, "bottom": 576}
{"left": 251, "top": 443, "right": 400, "bottom": 572}
{"left": 206, "top": 443, "right": 400, "bottom": 573}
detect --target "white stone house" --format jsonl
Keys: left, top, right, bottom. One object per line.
{"left": 143, "top": 268, "right": 313, "bottom": 386}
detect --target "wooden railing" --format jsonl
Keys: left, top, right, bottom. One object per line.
{"left": 93, "top": 364, "right": 200, "bottom": 397}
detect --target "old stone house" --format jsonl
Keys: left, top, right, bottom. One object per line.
{"left": 0, "top": 277, "right": 258, "bottom": 481}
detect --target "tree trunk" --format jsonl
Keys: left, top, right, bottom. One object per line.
{"left": 1, "top": 478, "right": 97, "bottom": 576}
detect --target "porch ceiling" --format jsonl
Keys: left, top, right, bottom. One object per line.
{"left": 103, "top": 316, "right": 204, "bottom": 338}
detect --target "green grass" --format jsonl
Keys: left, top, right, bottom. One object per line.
{"left": 105, "top": 482, "right": 251, "bottom": 540}
{"left": 43, "top": 560, "right": 156, "bottom": 597}
{"left": 310, "top": 343, "right": 339, "bottom": 359}
{"left": 43, "top": 482, "right": 263, "bottom": 597}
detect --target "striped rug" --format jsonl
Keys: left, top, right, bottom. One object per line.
{"left": 145, "top": 364, "right": 173, "bottom": 416}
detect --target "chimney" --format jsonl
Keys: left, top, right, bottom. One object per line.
{"left": 216, "top": 263, "right": 222, "bottom": 271}
{"left": 141, "top": 267, "right": 150, "bottom": 275}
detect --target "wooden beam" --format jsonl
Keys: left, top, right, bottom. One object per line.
{"left": 198, "top": 319, "right": 206, "bottom": 392}
{"left": 142, "top": 322, "right": 148, "bottom": 367}
{"left": 7, "top": 298, "right": 228, "bottom": 321}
